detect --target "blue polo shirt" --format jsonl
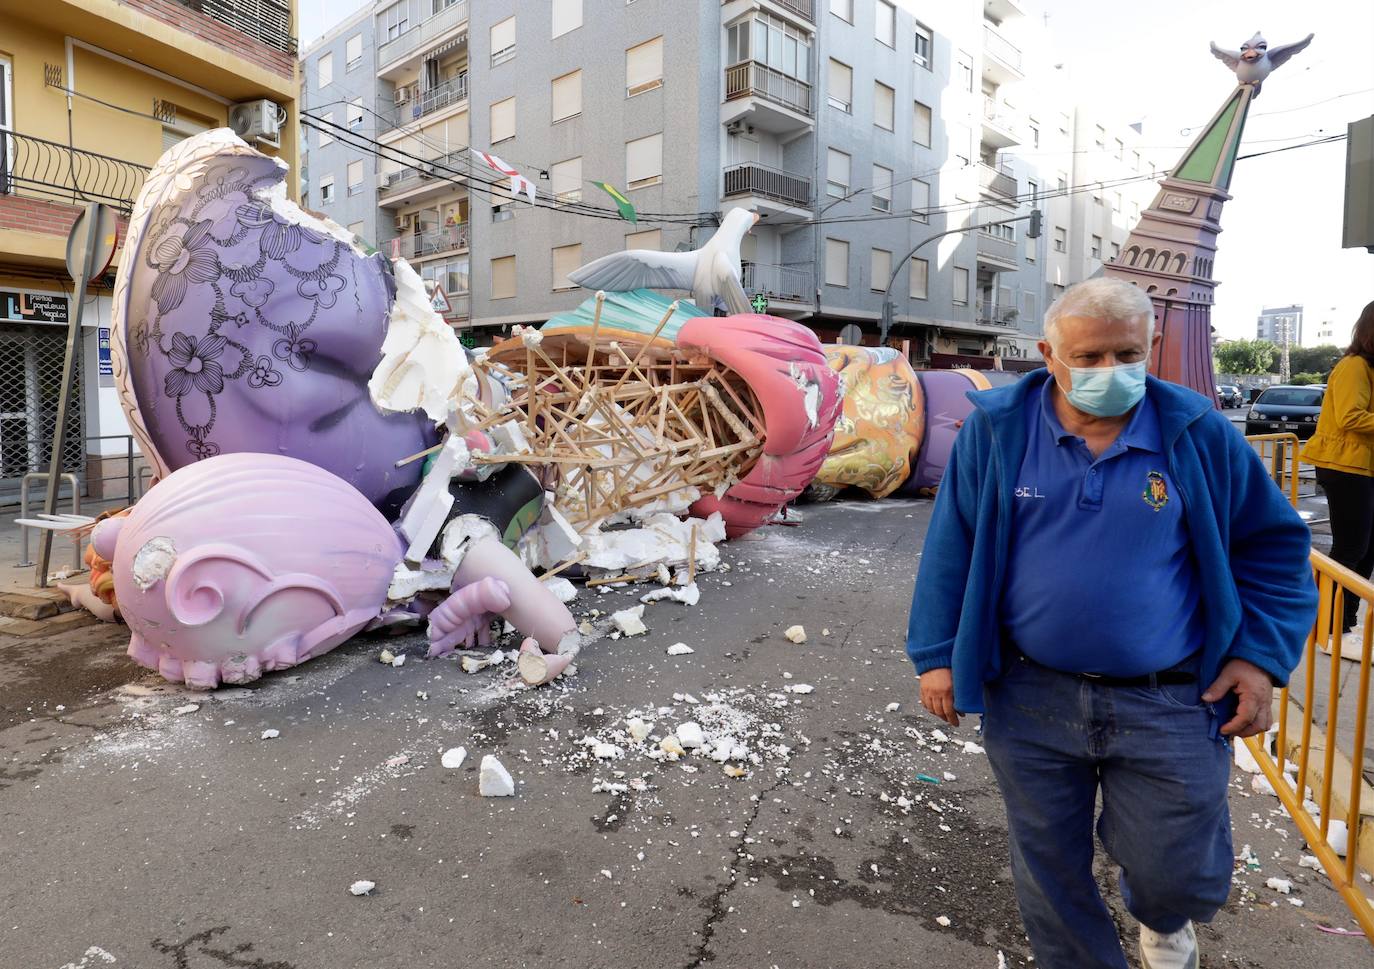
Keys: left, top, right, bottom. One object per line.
{"left": 999, "top": 381, "right": 1203, "bottom": 676}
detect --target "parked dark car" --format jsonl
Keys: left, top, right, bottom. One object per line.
{"left": 1244, "top": 385, "right": 1325, "bottom": 440}
{"left": 1216, "top": 384, "right": 1244, "bottom": 408}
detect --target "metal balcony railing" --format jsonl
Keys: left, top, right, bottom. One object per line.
{"left": 741, "top": 261, "right": 813, "bottom": 303}
{"left": 977, "top": 162, "right": 1017, "bottom": 199}
{"left": 380, "top": 151, "right": 466, "bottom": 199}
{"left": 382, "top": 73, "right": 468, "bottom": 132}
{"left": 983, "top": 23, "right": 1022, "bottom": 72}
{"left": 722, "top": 0, "right": 814, "bottom": 21}
{"left": 724, "top": 61, "right": 813, "bottom": 117}
{"left": 976, "top": 232, "right": 1019, "bottom": 267}
{"left": 0, "top": 130, "right": 149, "bottom": 215}
{"left": 975, "top": 298, "right": 1019, "bottom": 326}
{"left": 378, "top": 0, "right": 469, "bottom": 70}
{"left": 723, "top": 162, "right": 812, "bottom": 208}
{"left": 174, "top": 0, "right": 296, "bottom": 54}
{"left": 391, "top": 226, "right": 470, "bottom": 260}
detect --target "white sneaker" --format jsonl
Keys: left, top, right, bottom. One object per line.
{"left": 1139, "top": 921, "right": 1198, "bottom": 969}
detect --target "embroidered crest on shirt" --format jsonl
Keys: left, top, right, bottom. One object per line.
{"left": 1143, "top": 470, "right": 1169, "bottom": 511}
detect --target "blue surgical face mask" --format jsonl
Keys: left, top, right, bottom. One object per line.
{"left": 1058, "top": 361, "right": 1147, "bottom": 417}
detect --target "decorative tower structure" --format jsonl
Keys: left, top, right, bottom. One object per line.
{"left": 1105, "top": 31, "right": 1312, "bottom": 402}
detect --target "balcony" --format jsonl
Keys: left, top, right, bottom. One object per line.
{"left": 975, "top": 298, "right": 1019, "bottom": 327}
{"left": 174, "top": 0, "right": 296, "bottom": 54}
{"left": 977, "top": 162, "right": 1017, "bottom": 201}
{"left": 723, "top": 162, "right": 812, "bottom": 221}
{"left": 0, "top": 130, "right": 148, "bottom": 215}
{"left": 741, "top": 261, "right": 814, "bottom": 308}
{"left": 980, "top": 97, "right": 1020, "bottom": 149}
{"left": 975, "top": 232, "right": 1019, "bottom": 272}
{"left": 379, "top": 152, "right": 467, "bottom": 207}
{"left": 378, "top": 0, "right": 469, "bottom": 77}
{"left": 723, "top": 61, "right": 814, "bottom": 133}
{"left": 380, "top": 73, "right": 468, "bottom": 135}
{"left": 720, "top": 0, "right": 814, "bottom": 23}
{"left": 984, "top": 0, "right": 1025, "bottom": 22}
{"left": 389, "top": 225, "right": 471, "bottom": 262}
{"left": 982, "top": 23, "right": 1023, "bottom": 84}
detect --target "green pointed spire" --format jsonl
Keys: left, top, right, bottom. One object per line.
{"left": 1173, "top": 87, "right": 1252, "bottom": 189}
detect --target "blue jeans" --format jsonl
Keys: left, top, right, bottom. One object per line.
{"left": 981, "top": 654, "right": 1233, "bottom": 969}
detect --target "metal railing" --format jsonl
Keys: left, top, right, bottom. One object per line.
{"left": 725, "top": 0, "right": 814, "bottom": 20}
{"left": 174, "top": 0, "right": 296, "bottom": 54}
{"left": 741, "top": 261, "right": 813, "bottom": 303}
{"left": 378, "top": 0, "right": 469, "bottom": 71}
{"left": 982, "top": 23, "right": 1022, "bottom": 72}
{"left": 0, "top": 131, "right": 148, "bottom": 215}
{"left": 976, "top": 232, "right": 1018, "bottom": 266}
{"left": 724, "top": 61, "right": 814, "bottom": 117}
{"left": 723, "top": 162, "right": 812, "bottom": 208}
{"left": 379, "top": 150, "right": 466, "bottom": 199}
{"left": 981, "top": 97, "right": 1020, "bottom": 139}
{"left": 390, "top": 225, "right": 470, "bottom": 260}
{"left": 974, "top": 298, "right": 1018, "bottom": 327}
{"left": 977, "top": 162, "right": 1017, "bottom": 199}
{"left": 381, "top": 73, "right": 468, "bottom": 132}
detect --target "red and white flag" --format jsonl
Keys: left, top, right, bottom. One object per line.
{"left": 474, "top": 149, "right": 536, "bottom": 204}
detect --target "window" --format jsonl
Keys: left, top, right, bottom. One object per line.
{"left": 626, "top": 132, "right": 663, "bottom": 188}
{"left": 552, "top": 70, "right": 582, "bottom": 122}
{"left": 1094, "top": 124, "right": 1105, "bottom": 149}
{"left": 1114, "top": 138, "right": 1124, "bottom": 161}
{"left": 317, "top": 52, "right": 333, "bottom": 88}
{"left": 626, "top": 36, "right": 664, "bottom": 96}
{"left": 1024, "top": 233, "right": 1036, "bottom": 263}
{"left": 491, "top": 97, "right": 515, "bottom": 143}
{"left": 1110, "top": 242, "right": 1121, "bottom": 262}
{"left": 1027, "top": 179, "right": 1039, "bottom": 203}
{"left": 319, "top": 175, "right": 334, "bottom": 204}
{"left": 1053, "top": 226, "right": 1066, "bottom": 253}
{"left": 551, "top": 156, "right": 582, "bottom": 203}
{"left": 909, "top": 257, "right": 929, "bottom": 299}
{"left": 874, "top": 81, "right": 894, "bottom": 131}
{"left": 913, "top": 100, "right": 932, "bottom": 147}
{"left": 552, "top": 244, "right": 582, "bottom": 290}
{"left": 491, "top": 255, "right": 517, "bottom": 299}
{"left": 380, "top": 2, "right": 408, "bottom": 42}
{"left": 828, "top": 59, "right": 852, "bottom": 112}
{"left": 492, "top": 201, "right": 513, "bottom": 223}
{"left": 1112, "top": 191, "right": 1122, "bottom": 212}
{"left": 346, "top": 35, "right": 363, "bottom": 70}
{"left": 872, "top": 164, "right": 892, "bottom": 212}
{"left": 491, "top": 16, "right": 516, "bottom": 67}
{"left": 1093, "top": 192, "right": 1103, "bottom": 206}
{"left": 347, "top": 161, "right": 363, "bottom": 195}
{"left": 347, "top": 99, "right": 364, "bottom": 129}
{"left": 875, "top": 0, "right": 895, "bottom": 48}
{"left": 1029, "top": 123, "right": 1040, "bottom": 148}
{"left": 829, "top": 0, "right": 852, "bottom": 23}
{"left": 318, "top": 112, "right": 334, "bottom": 147}
{"left": 913, "top": 23, "right": 932, "bottom": 68}
{"left": 1056, "top": 172, "right": 1067, "bottom": 192}
{"left": 1133, "top": 150, "right": 1141, "bottom": 172}
{"left": 552, "top": 0, "right": 582, "bottom": 38}
{"left": 1090, "top": 235, "right": 1102, "bottom": 259}
{"left": 726, "top": 15, "right": 810, "bottom": 83}
{"left": 626, "top": 228, "right": 662, "bottom": 250}
{"left": 826, "top": 148, "right": 850, "bottom": 198}
{"left": 825, "top": 238, "right": 849, "bottom": 287}
{"left": 911, "top": 179, "right": 930, "bottom": 223}
{"left": 957, "top": 52, "right": 973, "bottom": 92}
{"left": 952, "top": 267, "right": 969, "bottom": 305}
{"left": 870, "top": 248, "right": 892, "bottom": 292}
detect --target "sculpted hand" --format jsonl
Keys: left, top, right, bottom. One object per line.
{"left": 1202, "top": 658, "right": 1275, "bottom": 737}
{"left": 919, "top": 667, "right": 960, "bottom": 727}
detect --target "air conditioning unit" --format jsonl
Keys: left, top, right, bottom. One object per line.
{"left": 394, "top": 86, "right": 410, "bottom": 104}
{"left": 229, "top": 99, "right": 283, "bottom": 147}
{"left": 394, "top": 215, "right": 410, "bottom": 231}
{"left": 726, "top": 119, "right": 744, "bottom": 134}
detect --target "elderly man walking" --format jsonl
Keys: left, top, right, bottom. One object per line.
{"left": 906, "top": 278, "right": 1315, "bottom": 969}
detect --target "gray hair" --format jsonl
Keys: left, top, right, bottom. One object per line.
{"left": 1044, "top": 278, "right": 1155, "bottom": 349}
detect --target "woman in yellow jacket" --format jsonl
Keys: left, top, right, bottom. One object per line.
{"left": 1302, "top": 300, "right": 1374, "bottom": 632}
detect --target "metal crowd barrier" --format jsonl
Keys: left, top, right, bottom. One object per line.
{"left": 15, "top": 472, "right": 82, "bottom": 573}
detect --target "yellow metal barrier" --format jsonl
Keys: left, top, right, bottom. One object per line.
{"left": 1245, "top": 431, "right": 1303, "bottom": 507}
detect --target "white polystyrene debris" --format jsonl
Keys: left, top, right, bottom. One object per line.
{"left": 1299, "top": 854, "right": 1321, "bottom": 870}
{"left": 261, "top": 729, "right": 280, "bottom": 740}
{"left": 1233, "top": 739, "right": 1262, "bottom": 774}
{"left": 784, "top": 625, "right": 807, "bottom": 644}
{"left": 784, "top": 684, "right": 814, "bottom": 695}
{"left": 370, "top": 258, "right": 474, "bottom": 422}
{"left": 545, "top": 576, "right": 578, "bottom": 603}
{"left": 387, "top": 560, "right": 454, "bottom": 601}
{"left": 349, "top": 880, "right": 376, "bottom": 896}
{"left": 593, "top": 742, "right": 624, "bottom": 760}
{"left": 936, "top": 915, "right": 951, "bottom": 927}
{"left": 379, "top": 649, "right": 396, "bottom": 665}
{"left": 666, "top": 642, "right": 695, "bottom": 656}
{"left": 1251, "top": 773, "right": 1276, "bottom": 796}
{"left": 641, "top": 582, "right": 701, "bottom": 607}
{"left": 398, "top": 435, "right": 468, "bottom": 562}
{"left": 479, "top": 755, "right": 515, "bottom": 796}
{"left": 441, "top": 747, "right": 467, "bottom": 769}
{"left": 1265, "top": 877, "right": 1292, "bottom": 894}
{"left": 392, "top": 653, "right": 406, "bottom": 668}
{"left": 132, "top": 537, "right": 176, "bottom": 591}
{"left": 675, "top": 722, "right": 705, "bottom": 749}
{"left": 489, "top": 420, "right": 532, "bottom": 455}
{"left": 612, "top": 606, "right": 648, "bottom": 637}
{"left": 931, "top": 729, "right": 949, "bottom": 743}
{"left": 626, "top": 718, "right": 653, "bottom": 743}
{"left": 173, "top": 703, "right": 200, "bottom": 716}
{"left": 885, "top": 703, "right": 901, "bottom": 713}
{"left": 581, "top": 513, "right": 726, "bottom": 573}
{"left": 963, "top": 741, "right": 985, "bottom": 754}
{"left": 659, "top": 735, "right": 685, "bottom": 759}
{"left": 1325, "top": 820, "right": 1349, "bottom": 856}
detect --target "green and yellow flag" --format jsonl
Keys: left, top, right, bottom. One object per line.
{"left": 593, "top": 181, "right": 637, "bottom": 225}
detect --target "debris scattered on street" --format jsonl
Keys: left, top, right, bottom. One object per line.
{"left": 1265, "top": 877, "right": 1292, "bottom": 894}
{"left": 479, "top": 754, "right": 515, "bottom": 796}
{"left": 261, "top": 729, "right": 280, "bottom": 740}
{"left": 441, "top": 747, "right": 467, "bottom": 769}
{"left": 666, "top": 642, "right": 695, "bottom": 656}
{"left": 349, "top": 880, "right": 376, "bottom": 896}
{"left": 784, "top": 624, "right": 807, "bottom": 643}
{"left": 172, "top": 703, "right": 200, "bottom": 716}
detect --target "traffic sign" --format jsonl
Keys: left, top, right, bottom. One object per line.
{"left": 429, "top": 285, "right": 452, "bottom": 315}
{"left": 750, "top": 293, "right": 769, "bottom": 314}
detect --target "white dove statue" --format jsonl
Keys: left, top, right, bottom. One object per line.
{"left": 1209, "top": 31, "right": 1313, "bottom": 98}
{"left": 568, "top": 207, "right": 759, "bottom": 314}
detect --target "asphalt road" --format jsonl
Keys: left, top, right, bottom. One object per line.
{"left": 1, "top": 499, "right": 1369, "bottom": 969}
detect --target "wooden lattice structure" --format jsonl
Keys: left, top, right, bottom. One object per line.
{"left": 460, "top": 300, "right": 765, "bottom": 529}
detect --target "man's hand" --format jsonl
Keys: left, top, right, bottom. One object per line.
{"left": 919, "top": 667, "right": 960, "bottom": 727}
{"left": 1202, "top": 658, "right": 1275, "bottom": 737}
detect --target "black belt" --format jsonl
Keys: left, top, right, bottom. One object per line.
{"left": 1012, "top": 651, "right": 1197, "bottom": 688}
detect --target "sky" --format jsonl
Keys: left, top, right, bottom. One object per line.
{"left": 299, "top": 0, "right": 1373, "bottom": 346}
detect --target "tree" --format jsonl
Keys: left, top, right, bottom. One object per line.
{"left": 1290, "top": 372, "right": 1325, "bottom": 386}
{"left": 1287, "top": 344, "right": 1343, "bottom": 378}
{"left": 1215, "top": 339, "right": 1277, "bottom": 376}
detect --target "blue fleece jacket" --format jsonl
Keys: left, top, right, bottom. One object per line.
{"left": 905, "top": 370, "right": 1316, "bottom": 715}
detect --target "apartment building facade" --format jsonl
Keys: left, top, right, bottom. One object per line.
{"left": 297, "top": 0, "right": 1151, "bottom": 366}
{"left": 1257, "top": 303, "right": 1304, "bottom": 346}
{"left": 0, "top": 0, "right": 300, "bottom": 501}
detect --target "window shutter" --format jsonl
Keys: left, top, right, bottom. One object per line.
{"left": 552, "top": 70, "right": 582, "bottom": 122}
{"left": 828, "top": 59, "right": 852, "bottom": 104}
{"left": 491, "top": 256, "right": 517, "bottom": 299}
{"left": 825, "top": 239, "right": 848, "bottom": 286}
{"left": 871, "top": 249, "right": 892, "bottom": 291}
{"left": 874, "top": 82, "right": 894, "bottom": 129}
{"left": 552, "top": 244, "right": 582, "bottom": 289}
{"left": 552, "top": 0, "right": 582, "bottom": 38}
{"left": 491, "top": 17, "right": 516, "bottom": 55}
{"left": 910, "top": 258, "right": 929, "bottom": 299}
{"left": 491, "top": 97, "right": 515, "bottom": 142}
{"left": 626, "top": 228, "right": 662, "bottom": 250}
{"left": 626, "top": 37, "right": 664, "bottom": 94}
{"left": 346, "top": 35, "right": 363, "bottom": 64}
{"left": 626, "top": 133, "right": 663, "bottom": 185}
{"left": 551, "top": 156, "right": 582, "bottom": 201}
